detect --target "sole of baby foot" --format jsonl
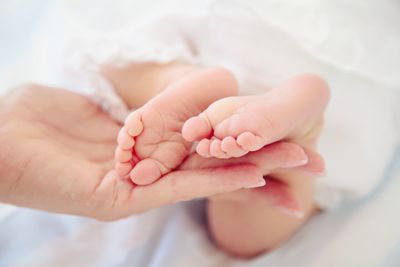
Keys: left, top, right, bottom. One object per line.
{"left": 182, "top": 96, "right": 247, "bottom": 142}
{"left": 114, "top": 67, "right": 238, "bottom": 185}
{"left": 115, "top": 126, "right": 139, "bottom": 177}
{"left": 116, "top": 106, "right": 185, "bottom": 185}
{"left": 184, "top": 73, "right": 330, "bottom": 159}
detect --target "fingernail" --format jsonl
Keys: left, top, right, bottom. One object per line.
{"left": 303, "top": 169, "right": 326, "bottom": 177}
{"left": 245, "top": 178, "right": 266, "bottom": 188}
{"left": 278, "top": 207, "right": 305, "bottom": 218}
{"left": 287, "top": 157, "right": 309, "bottom": 167}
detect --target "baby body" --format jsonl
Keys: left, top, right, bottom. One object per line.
{"left": 109, "top": 63, "right": 329, "bottom": 257}
{"left": 55, "top": 0, "right": 399, "bottom": 259}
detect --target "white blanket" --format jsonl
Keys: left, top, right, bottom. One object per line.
{"left": 0, "top": 153, "right": 398, "bottom": 267}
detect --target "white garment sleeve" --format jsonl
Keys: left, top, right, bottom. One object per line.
{"left": 50, "top": 14, "right": 202, "bottom": 122}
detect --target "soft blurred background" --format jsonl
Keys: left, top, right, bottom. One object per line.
{"left": 0, "top": 1, "right": 399, "bottom": 266}
{"left": 0, "top": 0, "right": 53, "bottom": 90}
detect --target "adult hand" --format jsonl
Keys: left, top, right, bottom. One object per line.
{"left": 181, "top": 141, "right": 324, "bottom": 211}
{"left": 0, "top": 85, "right": 269, "bottom": 220}
{"left": 0, "top": 85, "right": 318, "bottom": 220}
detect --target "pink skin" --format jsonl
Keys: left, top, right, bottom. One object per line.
{"left": 1, "top": 85, "right": 316, "bottom": 220}
{"left": 182, "top": 73, "right": 330, "bottom": 159}
{"left": 114, "top": 68, "right": 238, "bottom": 185}
{"left": 106, "top": 63, "right": 328, "bottom": 256}
{"left": 181, "top": 141, "right": 325, "bottom": 216}
{"left": 123, "top": 141, "right": 321, "bottom": 215}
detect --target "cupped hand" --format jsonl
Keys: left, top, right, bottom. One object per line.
{"left": 181, "top": 141, "right": 324, "bottom": 213}
{"left": 0, "top": 85, "right": 121, "bottom": 217}
{"left": 0, "top": 85, "right": 267, "bottom": 220}
{"left": 0, "top": 85, "right": 321, "bottom": 220}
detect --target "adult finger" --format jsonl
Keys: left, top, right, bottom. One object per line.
{"left": 289, "top": 146, "right": 325, "bottom": 176}
{"left": 180, "top": 141, "right": 309, "bottom": 175}
{"left": 131, "top": 164, "right": 265, "bottom": 212}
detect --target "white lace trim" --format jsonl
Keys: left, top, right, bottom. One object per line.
{"left": 61, "top": 16, "right": 201, "bottom": 122}
{"left": 67, "top": 37, "right": 198, "bottom": 72}
{"left": 64, "top": 15, "right": 200, "bottom": 73}
{"left": 86, "top": 72, "right": 130, "bottom": 123}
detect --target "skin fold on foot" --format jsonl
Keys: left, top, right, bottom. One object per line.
{"left": 114, "top": 67, "right": 238, "bottom": 185}
{"left": 182, "top": 73, "right": 330, "bottom": 159}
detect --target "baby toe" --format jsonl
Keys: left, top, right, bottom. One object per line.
{"left": 115, "top": 162, "right": 133, "bottom": 177}
{"left": 114, "top": 147, "right": 132, "bottom": 162}
{"left": 237, "top": 132, "right": 264, "bottom": 152}
{"left": 210, "top": 139, "right": 230, "bottom": 159}
{"left": 182, "top": 115, "right": 213, "bottom": 142}
{"left": 125, "top": 112, "right": 144, "bottom": 136}
{"left": 196, "top": 139, "right": 212, "bottom": 158}
{"left": 221, "top": 136, "right": 248, "bottom": 157}
{"left": 117, "top": 127, "right": 135, "bottom": 149}
{"left": 130, "top": 158, "right": 163, "bottom": 185}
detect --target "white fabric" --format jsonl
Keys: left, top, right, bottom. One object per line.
{"left": 0, "top": 159, "right": 399, "bottom": 267}
{"left": 1, "top": 0, "right": 400, "bottom": 266}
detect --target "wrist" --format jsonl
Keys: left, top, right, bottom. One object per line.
{"left": 0, "top": 91, "right": 19, "bottom": 201}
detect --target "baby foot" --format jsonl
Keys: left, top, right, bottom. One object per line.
{"left": 182, "top": 73, "right": 330, "bottom": 159}
{"left": 115, "top": 67, "right": 238, "bottom": 185}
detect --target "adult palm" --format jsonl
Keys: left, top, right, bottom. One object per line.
{"left": 0, "top": 85, "right": 121, "bottom": 217}
{"left": 0, "top": 85, "right": 265, "bottom": 220}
